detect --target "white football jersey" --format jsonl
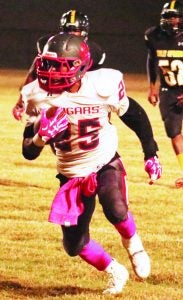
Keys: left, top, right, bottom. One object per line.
{"left": 22, "top": 68, "right": 129, "bottom": 177}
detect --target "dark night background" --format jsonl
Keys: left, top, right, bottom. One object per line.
{"left": 0, "top": 0, "right": 163, "bottom": 73}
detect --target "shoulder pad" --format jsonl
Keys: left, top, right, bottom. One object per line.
{"left": 144, "top": 26, "right": 160, "bottom": 40}
{"left": 21, "top": 80, "right": 47, "bottom": 103}
{"left": 89, "top": 68, "right": 122, "bottom": 97}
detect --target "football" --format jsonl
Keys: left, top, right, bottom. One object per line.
{"left": 46, "top": 106, "right": 59, "bottom": 118}
{"left": 33, "top": 107, "right": 59, "bottom": 134}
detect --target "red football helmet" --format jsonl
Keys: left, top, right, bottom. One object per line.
{"left": 36, "top": 33, "right": 92, "bottom": 93}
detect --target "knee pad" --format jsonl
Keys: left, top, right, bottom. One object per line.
{"left": 102, "top": 198, "right": 128, "bottom": 224}
{"left": 62, "top": 234, "right": 89, "bottom": 257}
{"left": 98, "top": 164, "right": 128, "bottom": 224}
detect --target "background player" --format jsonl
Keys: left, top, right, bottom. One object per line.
{"left": 145, "top": 0, "right": 183, "bottom": 188}
{"left": 13, "top": 9, "right": 162, "bottom": 184}
{"left": 22, "top": 33, "right": 151, "bottom": 295}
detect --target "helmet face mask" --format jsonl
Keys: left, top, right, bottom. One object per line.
{"left": 36, "top": 34, "right": 91, "bottom": 93}
{"left": 60, "top": 10, "right": 90, "bottom": 37}
{"left": 160, "top": 1, "right": 183, "bottom": 35}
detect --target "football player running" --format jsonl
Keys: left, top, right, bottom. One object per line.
{"left": 145, "top": 0, "right": 183, "bottom": 188}
{"left": 22, "top": 33, "right": 151, "bottom": 295}
{"left": 13, "top": 9, "right": 162, "bottom": 184}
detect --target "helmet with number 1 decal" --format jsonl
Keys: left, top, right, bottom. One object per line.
{"left": 160, "top": 0, "right": 183, "bottom": 35}
{"left": 60, "top": 10, "right": 90, "bottom": 38}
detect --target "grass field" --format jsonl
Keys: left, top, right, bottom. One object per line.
{"left": 0, "top": 69, "right": 182, "bottom": 299}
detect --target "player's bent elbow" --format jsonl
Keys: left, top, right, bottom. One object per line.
{"left": 22, "top": 148, "right": 41, "bottom": 160}
{"left": 22, "top": 139, "right": 43, "bottom": 160}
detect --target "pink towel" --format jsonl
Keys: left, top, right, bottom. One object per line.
{"left": 48, "top": 173, "right": 97, "bottom": 226}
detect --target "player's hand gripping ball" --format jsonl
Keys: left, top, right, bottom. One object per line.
{"left": 35, "top": 107, "right": 68, "bottom": 142}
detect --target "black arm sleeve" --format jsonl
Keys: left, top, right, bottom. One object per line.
{"left": 22, "top": 124, "right": 44, "bottom": 160}
{"left": 120, "top": 97, "right": 158, "bottom": 160}
{"left": 146, "top": 48, "right": 158, "bottom": 84}
{"left": 144, "top": 33, "right": 158, "bottom": 84}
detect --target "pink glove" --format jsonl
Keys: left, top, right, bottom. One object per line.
{"left": 38, "top": 107, "right": 68, "bottom": 142}
{"left": 12, "top": 104, "right": 25, "bottom": 121}
{"left": 144, "top": 156, "right": 162, "bottom": 184}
